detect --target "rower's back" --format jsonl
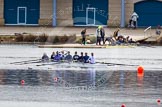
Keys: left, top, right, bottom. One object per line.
{"left": 65, "top": 51, "right": 72, "bottom": 62}
{"left": 73, "top": 51, "right": 79, "bottom": 62}
{"left": 54, "top": 51, "right": 61, "bottom": 61}
{"left": 89, "top": 53, "right": 95, "bottom": 64}
{"left": 83, "top": 53, "right": 90, "bottom": 63}
{"left": 42, "top": 53, "right": 49, "bottom": 61}
{"left": 78, "top": 52, "right": 84, "bottom": 62}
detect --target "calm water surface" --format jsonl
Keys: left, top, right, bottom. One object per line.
{"left": 0, "top": 44, "right": 162, "bottom": 70}
{"left": 0, "top": 69, "right": 162, "bottom": 107}
{"left": 0, "top": 45, "right": 162, "bottom": 107}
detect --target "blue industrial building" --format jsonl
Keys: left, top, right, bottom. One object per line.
{"left": 134, "top": 0, "right": 162, "bottom": 27}
{"left": 73, "top": 0, "right": 108, "bottom": 26}
{"left": 0, "top": 0, "right": 162, "bottom": 27}
{"left": 4, "top": 0, "right": 40, "bottom": 25}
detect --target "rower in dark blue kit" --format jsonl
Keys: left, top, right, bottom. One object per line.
{"left": 83, "top": 52, "right": 90, "bottom": 63}
{"left": 51, "top": 52, "right": 55, "bottom": 60}
{"left": 78, "top": 52, "right": 84, "bottom": 62}
{"left": 73, "top": 51, "right": 80, "bottom": 62}
{"left": 65, "top": 51, "right": 72, "bottom": 62}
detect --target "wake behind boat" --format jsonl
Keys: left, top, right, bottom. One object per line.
{"left": 36, "top": 61, "right": 108, "bottom": 69}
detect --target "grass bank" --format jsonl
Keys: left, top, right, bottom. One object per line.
{"left": 0, "top": 33, "right": 162, "bottom": 45}
{"left": 0, "top": 33, "right": 96, "bottom": 44}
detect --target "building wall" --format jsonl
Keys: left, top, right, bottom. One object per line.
{"left": 39, "top": 0, "right": 53, "bottom": 26}
{"left": 125, "top": 0, "right": 133, "bottom": 26}
{"left": 2, "top": 0, "right": 162, "bottom": 27}
{"left": 0, "top": 0, "right": 4, "bottom": 25}
{"left": 57, "top": 0, "right": 73, "bottom": 26}
{"left": 108, "top": 0, "right": 121, "bottom": 27}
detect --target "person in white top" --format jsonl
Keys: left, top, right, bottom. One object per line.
{"left": 131, "top": 12, "right": 139, "bottom": 29}
{"left": 89, "top": 53, "right": 95, "bottom": 64}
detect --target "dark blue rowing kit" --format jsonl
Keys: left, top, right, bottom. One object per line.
{"left": 73, "top": 55, "right": 80, "bottom": 61}
{"left": 83, "top": 56, "right": 90, "bottom": 63}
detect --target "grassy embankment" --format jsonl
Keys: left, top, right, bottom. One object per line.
{"left": 0, "top": 33, "right": 96, "bottom": 44}
{"left": 0, "top": 33, "right": 162, "bottom": 45}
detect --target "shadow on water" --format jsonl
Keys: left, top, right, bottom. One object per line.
{"left": 0, "top": 69, "right": 162, "bottom": 89}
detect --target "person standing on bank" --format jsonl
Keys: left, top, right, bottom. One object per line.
{"left": 81, "top": 28, "right": 87, "bottom": 45}
{"left": 96, "top": 26, "right": 102, "bottom": 45}
{"left": 156, "top": 25, "right": 161, "bottom": 35}
{"left": 101, "top": 26, "right": 105, "bottom": 45}
{"left": 131, "top": 12, "right": 139, "bottom": 29}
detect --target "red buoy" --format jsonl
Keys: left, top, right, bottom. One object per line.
{"left": 137, "top": 66, "right": 144, "bottom": 76}
{"left": 121, "top": 104, "right": 126, "bottom": 107}
{"left": 54, "top": 77, "right": 58, "bottom": 82}
{"left": 157, "top": 99, "right": 161, "bottom": 104}
{"left": 21, "top": 80, "right": 25, "bottom": 85}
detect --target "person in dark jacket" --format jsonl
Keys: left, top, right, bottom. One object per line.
{"left": 101, "top": 26, "right": 105, "bottom": 45}
{"left": 96, "top": 26, "right": 105, "bottom": 45}
{"left": 81, "top": 28, "right": 87, "bottom": 45}
{"left": 96, "top": 26, "right": 102, "bottom": 45}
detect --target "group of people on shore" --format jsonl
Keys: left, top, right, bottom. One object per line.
{"left": 42, "top": 51, "right": 95, "bottom": 64}
{"left": 81, "top": 26, "right": 135, "bottom": 46}
{"left": 105, "top": 28, "right": 136, "bottom": 45}
{"left": 80, "top": 12, "right": 139, "bottom": 45}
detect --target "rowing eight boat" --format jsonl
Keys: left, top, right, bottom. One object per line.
{"left": 36, "top": 61, "right": 108, "bottom": 68}
{"left": 38, "top": 44, "right": 137, "bottom": 48}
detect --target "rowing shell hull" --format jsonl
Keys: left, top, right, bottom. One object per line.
{"left": 38, "top": 44, "right": 136, "bottom": 48}
{"left": 105, "top": 45, "right": 136, "bottom": 48}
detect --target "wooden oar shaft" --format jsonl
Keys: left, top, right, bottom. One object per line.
{"left": 96, "top": 62, "right": 138, "bottom": 66}
{"left": 10, "top": 59, "right": 41, "bottom": 64}
{"left": 36, "top": 61, "right": 61, "bottom": 66}
{"left": 14, "top": 61, "right": 42, "bottom": 65}
{"left": 15, "top": 59, "right": 55, "bottom": 65}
